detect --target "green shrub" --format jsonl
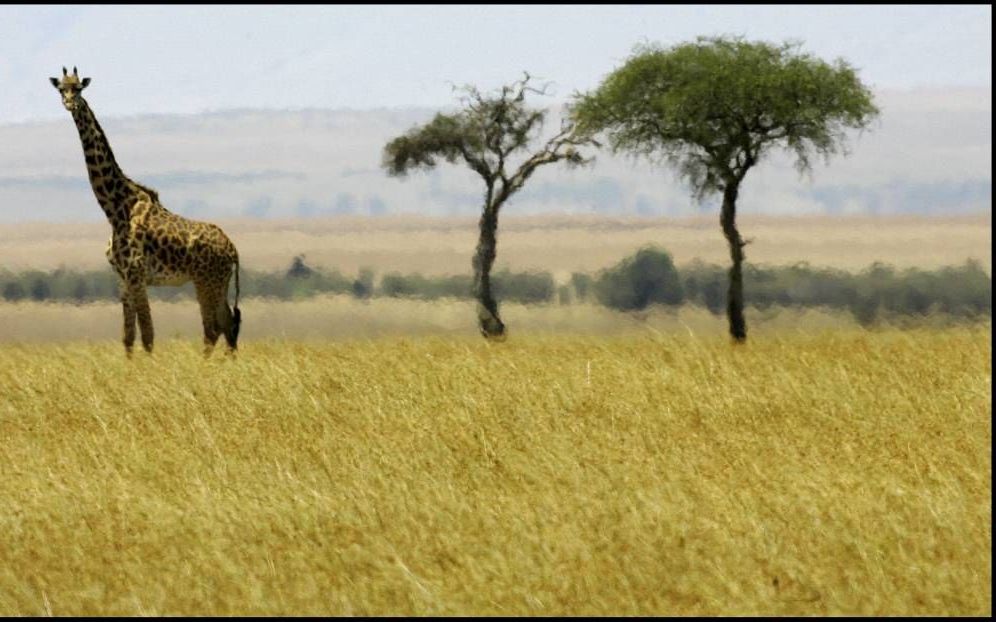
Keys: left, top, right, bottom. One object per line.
{"left": 492, "top": 270, "right": 555, "bottom": 305}
{"left": 595, "top": 247, "right": 684, "bottom": 311}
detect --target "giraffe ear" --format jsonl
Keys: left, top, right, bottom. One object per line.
{"left": 80, "top": 77, "right": 91, "bottom": 88}
{"left": 50, "top": 77, "right": 60, "bottom": 88}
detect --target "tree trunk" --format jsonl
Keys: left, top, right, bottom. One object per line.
{"left": 473, "top": 203, "right": 506, "bottom": 339}
{"left": 721, "top": 182, "right": 747, "bottom": 342}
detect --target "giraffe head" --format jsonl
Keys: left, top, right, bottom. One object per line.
{"left": 49, "top": 66, "right": 91, "bottom": 112}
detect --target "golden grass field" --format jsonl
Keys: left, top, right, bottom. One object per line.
{"left": 0, "top": 213, "right": 990, "bottom": 614}
{"left": 0, "top": 325, "right": 990, "bottom": 616}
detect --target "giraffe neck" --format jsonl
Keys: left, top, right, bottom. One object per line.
{"left": 70, "top": 98, "right": 157, "bottom": 229}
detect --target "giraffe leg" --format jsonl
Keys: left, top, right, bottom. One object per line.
{"left": 215, "top": 281, "right": 239, "bottom": 355}
{"left": 196, "top": 282, "right": 222, "bottom": 358}
{"left": 132, "top": 286, "right": 154, "bottom": 354}
{"left": 121, "top": 285, "right": 137, "bottom": 358}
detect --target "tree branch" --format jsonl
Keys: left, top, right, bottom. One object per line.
{"left": 458, "top": 144, "right": 493, "bottom": 183}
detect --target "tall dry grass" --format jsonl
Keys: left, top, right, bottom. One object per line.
{"left": 0, "top": 326, "right": 990, "bottom": 615}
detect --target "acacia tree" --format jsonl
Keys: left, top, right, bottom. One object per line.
{"left": 383, "top": 74, "right": 597, "bottom": 339}
{"left": 572, "top": 37, "right": 879, "bottom": 342}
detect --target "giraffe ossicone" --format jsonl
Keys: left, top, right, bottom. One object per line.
{"left": 50, "top": 67, "right": 243, "bottom": 357}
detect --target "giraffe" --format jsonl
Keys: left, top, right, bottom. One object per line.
{"left": 50, "top": 67, "right": 242, "bottom": 357}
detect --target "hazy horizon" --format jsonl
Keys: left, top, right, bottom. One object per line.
{"left": 1, "top": 5, "right": 990, "bottom": 223}
{"left": 0, "top": 85, "right": 990, "bottom": 224}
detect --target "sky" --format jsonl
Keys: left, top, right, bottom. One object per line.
{"left": 0, "top": 4, "right": 991, "bottom": 124}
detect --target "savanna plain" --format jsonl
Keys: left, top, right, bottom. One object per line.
{"left": 0, "top": 214, "right": 991, "bottom": 616}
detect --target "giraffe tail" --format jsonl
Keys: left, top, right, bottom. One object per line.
{"left": 231, "top": 256, "right": 242, "bottom": 346}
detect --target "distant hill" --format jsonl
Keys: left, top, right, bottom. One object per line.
{"left": 0, "top": 88, "right": 989, "bottom": 223}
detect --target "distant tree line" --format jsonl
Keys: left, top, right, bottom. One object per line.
{"left": 580, "top": 248, "right": 991, "bottom": 326}
{"left": 1, "top": 250, "right": 989, "bottom": 327}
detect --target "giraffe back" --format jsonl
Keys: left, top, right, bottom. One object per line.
{"left": 114, "top": 201, "right": 239, "bottom": 288}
